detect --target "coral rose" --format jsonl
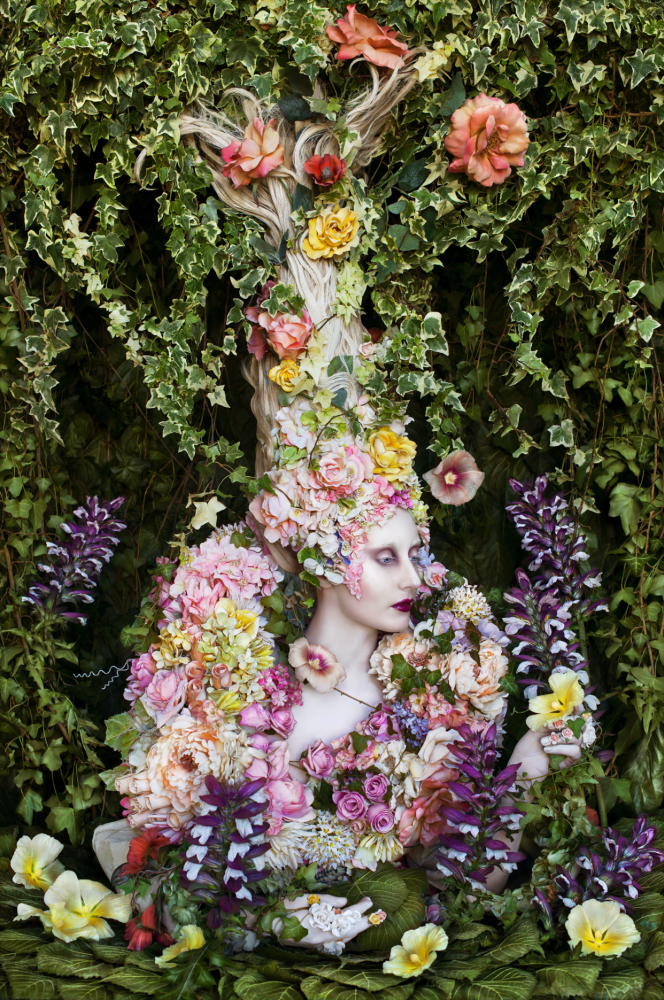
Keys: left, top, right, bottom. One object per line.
{"left": 326, "top": 5, "right": 409, "bottom": 70}
{"left": 221, "top": 117, "right": 284, "bottom": 189}
{"left": 245, "top": 305, "right": 314, "bottom": 361}
{"left": 303, "top": 154, "right": 347, "bottom": 186}
{"left": 302, "top": 204, "right": 360, "bottom": 260}
{"left": 424, "top": 450, "right": 485, "bottom": 505}
{"left": 444, "top": 94, "right": 529, "bottom": 188}
{"left": 367, "top": 427, "right": 416, "bottom": 484}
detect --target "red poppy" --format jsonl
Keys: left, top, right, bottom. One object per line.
{"left": 303, "top": 154, "right": 347, "bottom": 187}
{"left": 124, "top": 904, "right": 174, "bottom": 951}
{"left": 122, "top": 828, "right": 170, "bottom": 875}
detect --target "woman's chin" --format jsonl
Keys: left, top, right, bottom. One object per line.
{"left": 379, "top": 608, "right": 412, "bottom": 633}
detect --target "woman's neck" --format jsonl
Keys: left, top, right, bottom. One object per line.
{"left": 304, "top": 605, "right": 378, "bottom": 680}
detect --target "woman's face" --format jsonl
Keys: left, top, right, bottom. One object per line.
{"left": 322, "top": 508, "right": 422, "bottom": 633}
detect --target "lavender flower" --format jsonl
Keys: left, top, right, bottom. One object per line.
{"left": 23, "top": 496, "right": 126, "bottom": 627}
{"left": 437, "top": 723, "right": 526, "bottom": 889}
{"left": 503, "top": 477, "right": 607, "bottom": 691}
{"left": 535, "top": 816, "right": 664, "bottom": 924}
{"left": 393, "top": 700, "right": 430, "bottom": 750}
{"left": 180, "top": 775, "right": 271, "bottom": 930}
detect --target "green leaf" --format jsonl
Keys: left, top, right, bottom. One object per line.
{"left": 536, "top": 961, "right": 603, "bottom": 997}
{"left": 278, "top": 95, "right": 313, "bottom": 121}
{"left": 234, "top": 977, "right": 303, "bottom": 1000}
{"left": 624, "top": 725, "right": 664, "bottom": 813}
{"left": 438, "top": 71, "right": 466, "bottom": 115}
{"left": 386, "top": 224, "right": 420, "bottom": 253}
{"left": 0, "top": 930, "right": 44, "bottom": 953}
{"left": 102, "top": 966, "right": 163, "bottom": 994}
{"left": 480, "top": 918, "right": 539, "bottom": 965}
{"left": 609, "top": 483, "right": 642, "bottom": 535}
{"left": 398, "top": 160, "right": 429, "bottom": 193}
{"left": 4, "top": 963, "right": 59, "bottom": 999}
{"left": 37, "top": 942, "right": 114, "bottom": 979}
{"left": 456, "top": 967, "right": 537, "bottom": 1000}
{"left": 105, "top": 713, "right": 141, "bottom": 754}
{"left": 226, "top": 36, "right": 265, "bottom": 73}
{"left": 645, "top": 930, "right": 664, "bottom": 971}
{"left": 89, "top": 943, "right": 128, "bottom": 966}
{"left": 248, "top": 234, "right": 282, "bottom": 264}
{"left": 293, "top": 183, "right": 313, "bottom": 214}
{"left": 593, "top": 969, "right": 646, "bottom": 1000}
{"left": 57, "top": 982, "right": 111, "bottom": 1000}
{"left": 292, "top": 966, "right": 403, "bottom": 992}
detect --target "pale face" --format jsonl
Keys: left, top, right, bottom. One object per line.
{"left": 319, "top": 508, "right": 422, "bottom": 633}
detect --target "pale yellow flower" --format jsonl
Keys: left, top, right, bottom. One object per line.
{"left": 565, "top": 900, "right": 640, "bottom": 957}
{"left": 367, "top": 427, "right": 416, "bottom": 484}
{"left": 269, "top": 359, "right": 301, "bottom": 391}
{"left": 156, "top": 924, "right": 205, "bottom": 967}
{"left": 11, "top": 833, "right": 64, "bottom": 891}
{"left": 526, "top": 669, "right": 585, "bottom": 732}
{"left": 383, "top": 923, "right": 449, "bottom": 977}
{"left": 302, "top": 204, "right": 360, "bottom": 260}
{"left": 15, "top": 870, "right": 130, "bottom": 942}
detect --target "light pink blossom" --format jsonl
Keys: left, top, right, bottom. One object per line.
{"left": 288, "top": 637, "right": 346, "bottom": 693}
{"left": 142, "top": 668, "right": 187, "bottom": 728}
{"left": 124, "top": 651, "right": 158, "bottom": 704}
{"left": 239, "top": 702, "right": 271, "bottom": 731}
{"left": 301, "top": 739, "right": 335, "bottom": 779}
{"left": 270, "top": 707, "right": 295, "bottom": 737}
{"left": 423, "top": 450, "right": 485, "bottom": 506}
{"left": 444, "top": 94, "right": 529, "bottom": 187}
{"left": 424, "top": 561, "right": 447, "bottom": 589}
{"left": 367, "top": 803, "right": 395, "bottom": 834}
{"left": 264, "top": 779, "right": 315, "bottom": 835}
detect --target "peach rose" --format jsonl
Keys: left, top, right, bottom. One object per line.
{"left": 246, "top": 306, "right": 314, "bottom": 361}
{"left": 444, "top": 94, "right": 529, "bottom": 188}
{"left": 301, "top": 443, "right": 373, "bottom": 495}
{"left": 398, "top": 778, "right": 455, "bottom": 847}
{"left": 249, "top": 468, "right": 312, "bottom": 545}
{"left": 221, "top": 117, "right": 284, "bottom": 189}
{"left": 326, "top": 5, "right": 409, "bottom": 69}
{"left": 442, "top": 640, "right": 508, "bottom": 719}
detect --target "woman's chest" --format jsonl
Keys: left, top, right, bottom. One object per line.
{"left": 287, "top": 679, "right": 384, "bottom": 773}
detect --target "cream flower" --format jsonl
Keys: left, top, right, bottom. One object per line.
{"left": 264, "top": 821, "right": 306, "bottom": 871}
{"left": 288, "top": 637, "right": 346, "bottom": 693}
{"left": 155, "top": 924, "right": 205, "bottom": 967}
{"left": 15, "top": 870, "right": 131, "bottom": 942}
{"left": 354, "top": 831, "right": 404, "bottom": 868}
{"left": 11, "top": 834, "right": 64, "bottom": 891}
{"left": 442, "top": 640, "right": 507, "bottom": 719}
{"left": 565, "top": 900, "right": 640, "bottom": 957}
{"left": 527, "top": 669, "right": 585, "bottom": 732}
{"left": 383, "top": 924, "right": 449, "bottom": 977}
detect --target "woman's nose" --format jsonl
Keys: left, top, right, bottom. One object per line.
{"left": 400, "top": 558, "right": 420, "bottom": 591}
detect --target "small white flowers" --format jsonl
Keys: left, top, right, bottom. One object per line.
{"left": 309, "top": 901, "right": 362, "bottom": 937}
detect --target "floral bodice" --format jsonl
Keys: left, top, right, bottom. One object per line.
{"left": 111, "top": 524, "right": 512, "bottom": 883}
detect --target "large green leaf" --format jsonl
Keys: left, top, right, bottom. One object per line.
{"left": 234, "top": 975, "right": 303, "bottom": 1000}
{"left": 624, "top": 727, "right": 664, "bottom": 814}
{"left": 57, "top": 981, "right": 111, "bottom": 1000}
{"left": 299, "top": 978, "right": 414, "bottom": 1000}
{"left": 292, "top": 965, "right": 402, "bottom": 992}
{"left": 536, "top": 961, "right": 603, "bottom": 997}
{"left": 4, "top": 960, "right": 59, "bottom": 1000}
{"left": 102, "top": 966, "right": 163, "bottom": 994}
{"left": 593, "top": 968, "right": 645, "bottom": 1000}
{"left": 0, "top": 929, "right": 45, "bottom": 953}
{"left": 37, "top": 942, "right": 114, "bottom": 979}
{"left": 88, "top": 943, "right": 128, "bottom": 966}
{"left": 455, "top": 968, "right": 536, "bottom": 1000}
{"left": 646, "top": 931, "right": 664, "bottom": 971}
{"left": 479, "top": 918, "right": 540, "bottom": 965}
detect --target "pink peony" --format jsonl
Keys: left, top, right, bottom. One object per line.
{"left": 444, "top": 94, "right": 529, "bottom": 188}
{"left": 245, "top": 305, "right": 314, "bottom": 362}
{"left": 288, "top": 637, "right": 346, "bottom": 693}
{"left": 363, "top": 773, "right": 389, "bottom": 803}
{"left": 302, "top": 443, "right": 373, "bottom": 496}
{"left": 142, "top": 668, "right": 187, "bottom": 728}
{"left": 124, "top": 650, "right": 158, "bottom": 704}
{"left": 301, "top": 739, "right": 335, "bottom": 779}
{"left": 264, "top": 779, "right": 315, "bottom": 835}
{"left": 424, "top": 561, "right": 447, "bottom": 589}
{"left": 221, "top": 117, "right": 284, "bottom": 190}
{"left": 240, "top": 702, "right": 271, "bottom": 731}
{"left": 326, "top": 5, "right": 409, "bottom": 70}
{"left": 367, "top": 803, "right": 395, "bottom": 834}
{"left": 333, "top": 790, "right": 369, "bottom": 822}
{"left": 423, "top": 450, "right": 485, "bottom": 506}
{"left": 270, "top": 707, "right": 296, "bottom": 737}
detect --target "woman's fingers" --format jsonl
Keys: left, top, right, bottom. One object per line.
{"left": 353, "top": 896, "right": 373, "bottom": 915}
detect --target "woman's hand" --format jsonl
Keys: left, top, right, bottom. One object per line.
{"left": 507, "top": 726, "right": 585, "bottom": 785}
{"left": 272, "top": 893, "right": 373, "bottom": 953}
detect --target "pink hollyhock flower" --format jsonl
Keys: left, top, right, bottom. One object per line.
{"left": 288, "top": 637, "right": 346, "bottom": 693}
{"left": 245, "top": 305, "right": 314, "bottom": 361}
{"left": 363, "top": 773, "right": 389, "bottom": 802}
{"left": 270, "top": 706, "right": 296, "bottom": 736}
{"left": 326, "top": 5, "right": 409, "bottom": 69}
{"left": 240, "top": 702, "right": 271, "bottom": 731}
{"left": 301, "top": 738, "right": 335, "bottom": 779}
{"left": 221, "top": 117, "right": 284, "bottom": 189}
{"left": 264, "top": 779, "right": 315, "bottom": 834}
{"left": 423, "top": 450, "right": 485, "bottom": 505}
{"left": 333, "top": 790, "right": 369, "bottom": 822}
{"left": 423, "top": 561, "right": 447, "bottom": 589}
{"left": 367, "top": 803, "right": 395, "bottom": 834}
{"left": 444, "top": 94, "right": 529, "bottom": 187}
{"left": 124, "top": 650, "right": 158, "bottom": 704}
{"left": 303, "top": 154, "right": 347, "bottom": 186}
{"left": 142, "top": 668, "right": 187, "bottom": 728}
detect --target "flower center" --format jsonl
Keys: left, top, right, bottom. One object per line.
{"left": 444, "top": 471, "right": 458, "bottom": 484}
{"left": 179, "top": 753, "right": 197, "bottom": 772}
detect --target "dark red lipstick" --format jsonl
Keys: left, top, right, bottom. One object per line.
{"left": 392, "top": 599, "right": 413, "bottom": 613}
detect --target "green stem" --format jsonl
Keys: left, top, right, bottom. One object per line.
{"left": 595, "top": 775, "right": 608, "bottom": 829}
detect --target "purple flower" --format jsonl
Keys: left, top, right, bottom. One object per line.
{"left": 23, "top": 496, "right": 125, "bottom": 628}
{"left": 367, "top": 803, "right": 395, "bottom": 833}
{"left": 363, "top": 774, "right": 389, "bottom": 803}
{"left": 393, "top": 700, "right": 430, "bottom": 750}
{"left": 333, "top": 790, "right": 369, "bottom": 821}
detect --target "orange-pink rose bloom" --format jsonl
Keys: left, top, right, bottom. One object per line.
{"left": 326, "top": 5, "right": 409, "bottom": 70}
{"left": 444, "top": 93, "right": 529, "bottom": 187}
{"left": 221, "top": 117, "right": 284, "bottom": 189}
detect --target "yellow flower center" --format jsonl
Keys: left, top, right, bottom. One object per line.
{"left": 444, "top": 471, "right": 458, "bottom": 484}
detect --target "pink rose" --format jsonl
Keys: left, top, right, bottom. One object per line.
{"left": 303, "top": 444, "right": 373, "bottom": 496}
{"left": 349, "top": 818, "right": 367, "bottom": 835}
{"left": 245, "top": 306, "right": 314, "bottom": 361}
{"left": 301, "top": 739, "right": 335, "bottom": 779}
{"left": 125, "top": 651, "right": 158, "bottom": 704}
{"left": 363, "top": 774, "right": 389, "bottom": 803}
{"left": 333, "top": 790, "right": 368, "bottom": 822}
{"left": 221, "top": 117, "right": 284, "bottom": 190}
{"left": 444, "top": 95, "right": 529, "bottom": 188}
{"left": 367, "top": 803, "right": 395, "bottom": 834}
{"left": 361, "top": 709, "right": 397, "bottom": 743}
{"left": 265, "top": 779, "right": 315, "bottom": 827}
{"left": 270, "top": 707, "right": 295, "bottom": 737}
{"left": 249, "top": 468, "right": 311, "bottom": 546}
{"left": 326, "top": 4, "right": 409, "bottom": 70}
{"left": 424, "top": 561, "right": 447, "bottom": 589}
{"left": 246, "top": 738, "right": 289, "bottom": 781}
{"left": 240, "top": 702, "right": 271, "bottom": 731}
{"left": 142, "top": 668, "right": 187, "bottom": 728}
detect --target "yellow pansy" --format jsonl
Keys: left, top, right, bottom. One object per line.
{"left": 269, "top": 359, "right": 301, "bottom": 391}
{"left": 11, "top": 833, "right": 64, "bottom": 892}
{"left": 566, "top": 899, "right": 640, "bottom": 957}
{"left": 15, "top": 870, "right": 131, "bottom": 942}
{"left": 156, "top": 924, "right": 205, "bottom": 967}
{"left": 302, "top": 204, "right": 360, "bottom": 260}
{"left": 367, "top": 427, "right": 416, "bottom": 484}
{"left": 383, "top": 923, "right": 449, "bottom": 978}
{"left": 526, "top": 669, "right": 585, "bottom": 732}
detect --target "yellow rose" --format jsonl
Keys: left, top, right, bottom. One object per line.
{"left": 269, "top": 358, "right": 300, "bottom": 391}
{"left": 367, "top": 426, "right": 416, "bottom": 483}
{"left": 302, "top": 204, "right": 360, "bottom": 260}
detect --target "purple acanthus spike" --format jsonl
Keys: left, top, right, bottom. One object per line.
{"left": 22, "top": 496, "right": 126, "bottom": 628}
{"left": 502, "top": 476, "right": 608, "bottom": 690}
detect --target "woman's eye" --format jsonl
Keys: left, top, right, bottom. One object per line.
{"left": 378, "top": 554, "right": 395, "bottom": 565}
